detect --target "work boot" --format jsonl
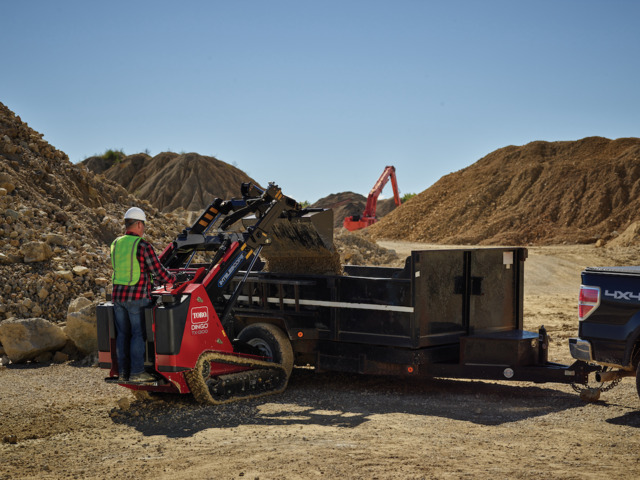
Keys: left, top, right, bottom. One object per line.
{"left": 129, "top": 372, "right": 156, "bottom": 383}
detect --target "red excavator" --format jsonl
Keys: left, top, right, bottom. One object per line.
{"left": 343, "top": 165, "right": 401, "bottom": 231}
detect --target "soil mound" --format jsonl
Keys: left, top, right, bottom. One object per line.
{"left": 335, "top": 231, "right": 401, "bottom": 266}
{"left": 368, "top": 137, "right": 640, "bottom": 245}
{"left": 312, "top": 192, "right": 398, "bottom": 228}
{"left": 82, "top": 152, "right": 258, "bottom": 212}
{"left": 0, "top": 102, "right": 185, "bottom": 322}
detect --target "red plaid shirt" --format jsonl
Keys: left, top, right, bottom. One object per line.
{"left": 111, "top": 234, "right": 176, "bottom": 302}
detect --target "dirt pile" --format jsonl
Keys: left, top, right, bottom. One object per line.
{"left": 369, "top": 137, "right": 640, "bottom": 245}
{"left": 0, "top": 102, "right": 185, "bottom": 322}
{"left": 335, "top": 231, "right": 401, "bottom": 266}
{"left": 82, "top": 152, "right": 258, "bottom": 212}
{"left": 312, "top": 192, "right": 399, "bottom": 229}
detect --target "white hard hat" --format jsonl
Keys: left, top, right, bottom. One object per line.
{"left": 124, "top": 207, "right": 146, "bottom": 222}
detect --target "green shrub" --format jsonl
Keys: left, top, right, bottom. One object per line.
{"left": 401, "top": 193, "right": 417, "bottom": 203}
{"left": 102, "top": 149, "right": 125, "bottom": 164}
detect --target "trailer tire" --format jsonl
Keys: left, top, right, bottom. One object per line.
{"left": 238, "top": 323, "right": 294, "bottom": 377}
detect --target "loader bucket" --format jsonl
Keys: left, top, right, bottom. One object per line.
{"left": 243, "top": 209, "right": 341, "bottom": 275}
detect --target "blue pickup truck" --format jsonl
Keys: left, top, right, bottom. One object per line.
{"left": 570, "top": 266, "right": 640, "bottom": 400}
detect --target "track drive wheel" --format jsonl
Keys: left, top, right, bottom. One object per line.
{"left": 238, "top": 323, "right": 294, "bottom": 377}
{"left": 184, "top": 323, "right": 293, "bottom": 405}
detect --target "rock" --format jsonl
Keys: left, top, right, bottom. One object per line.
{"left": 3, "top": 434, "right": 18, "bottom": 444}
{"left": 579, "top": 388, "right": 601, "bottom": 402}
{"left": 68, "top": 296, "right": 92, "bottom": 312}
{"left": 64, "top": 297, "right": 98, "bottom": 354}
{"left": 4, "top": 208, "right": 19, "bottom": 219}
{"left": 52, "top": 351, "right": 69, "bottom": 363}
{"left": 60, "top": 339, "right": 80, "bottom": 359}
{"left": 73, "top": 266, "right": 89, "bottom": 276}
{"left": 606, "top": 222, "right": 640, "bottom": 248}
{"left": 20, "top": 241, "right": 53, "bottom": 263}
{"left": 54, "top": 211, "right": 69, "bottom": 223}
{"left": 117, "top": 397, "right": 131, "bottom": 411}
{"left": 55, "top": 270, "right": 74, "bottom": 281}
{"left": 0, "top": 173, "right": 15, "bottom": 194}
{"left": 34, "top": 351, "right": 53, "bottom": 363}
{"left": 0, "top": 317, "right": 68, "bottom": 363}
{"left": 43, "top": 233, "right": 65, "bottom": 246}
{"left": 0, "top": 188, "right": 6, "bottom": 197}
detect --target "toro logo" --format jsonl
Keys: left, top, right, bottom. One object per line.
{"left": 190, "top": 306, "right": 209, "bottom": 334}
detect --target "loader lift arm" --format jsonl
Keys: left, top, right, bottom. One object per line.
{"left": 159, "top": 183, "right": 292, "bottom": 269}
{"left": 159, "top": 182, "right": 300, "bottom": 293}
{"left": 343, "top": 165, "right": 401, "bottom": 231}
{"left": 157, "top": 182, "right": 333, "bottom": 335}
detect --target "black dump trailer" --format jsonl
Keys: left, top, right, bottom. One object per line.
{"left": 228, "top": 247, "right": 594, "bottom": 385}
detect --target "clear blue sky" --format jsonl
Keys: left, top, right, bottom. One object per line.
{"left": 2, "top": 1, "right": 639, "bottom": 203}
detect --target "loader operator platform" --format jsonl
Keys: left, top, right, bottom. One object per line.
{"left": 110, "top": 207, "right": 176, "bottom": 383}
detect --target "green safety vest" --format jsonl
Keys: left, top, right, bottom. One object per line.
{"left": 110, "top": 235, "right": 142, "bottom": 285}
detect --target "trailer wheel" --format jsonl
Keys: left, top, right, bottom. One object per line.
{"left": 238, "top": 323, "right": 294, "bottom": 376}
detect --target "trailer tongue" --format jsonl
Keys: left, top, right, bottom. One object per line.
{"left": 97, "top": 182, "right": 600, "bottom": 404}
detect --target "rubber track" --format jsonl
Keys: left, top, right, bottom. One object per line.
{"left": 184, "top": 351, "right": 289, "bottom": 405}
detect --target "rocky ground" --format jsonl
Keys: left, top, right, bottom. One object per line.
{"left": 1, "top": 242, "right": 639, "bottom": 480}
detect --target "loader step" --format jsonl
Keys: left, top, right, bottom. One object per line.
{"left": 104, "top": 376, "right": 169, "bottom": 387}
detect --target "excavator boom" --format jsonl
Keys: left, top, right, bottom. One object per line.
{"left": 343, "top": 165, "right": 401, "bottom": 231}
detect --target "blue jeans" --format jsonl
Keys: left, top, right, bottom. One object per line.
{"left": 113, "top": 298, "right": 151, "bottom": 376}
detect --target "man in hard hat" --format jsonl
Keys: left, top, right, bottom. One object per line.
{"left": 110, "top": 207, "right": 176, "bottom": 383}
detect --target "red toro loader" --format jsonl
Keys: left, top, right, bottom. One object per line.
{"left": 97, "top": 183, "right": 335, "bottom": 404}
